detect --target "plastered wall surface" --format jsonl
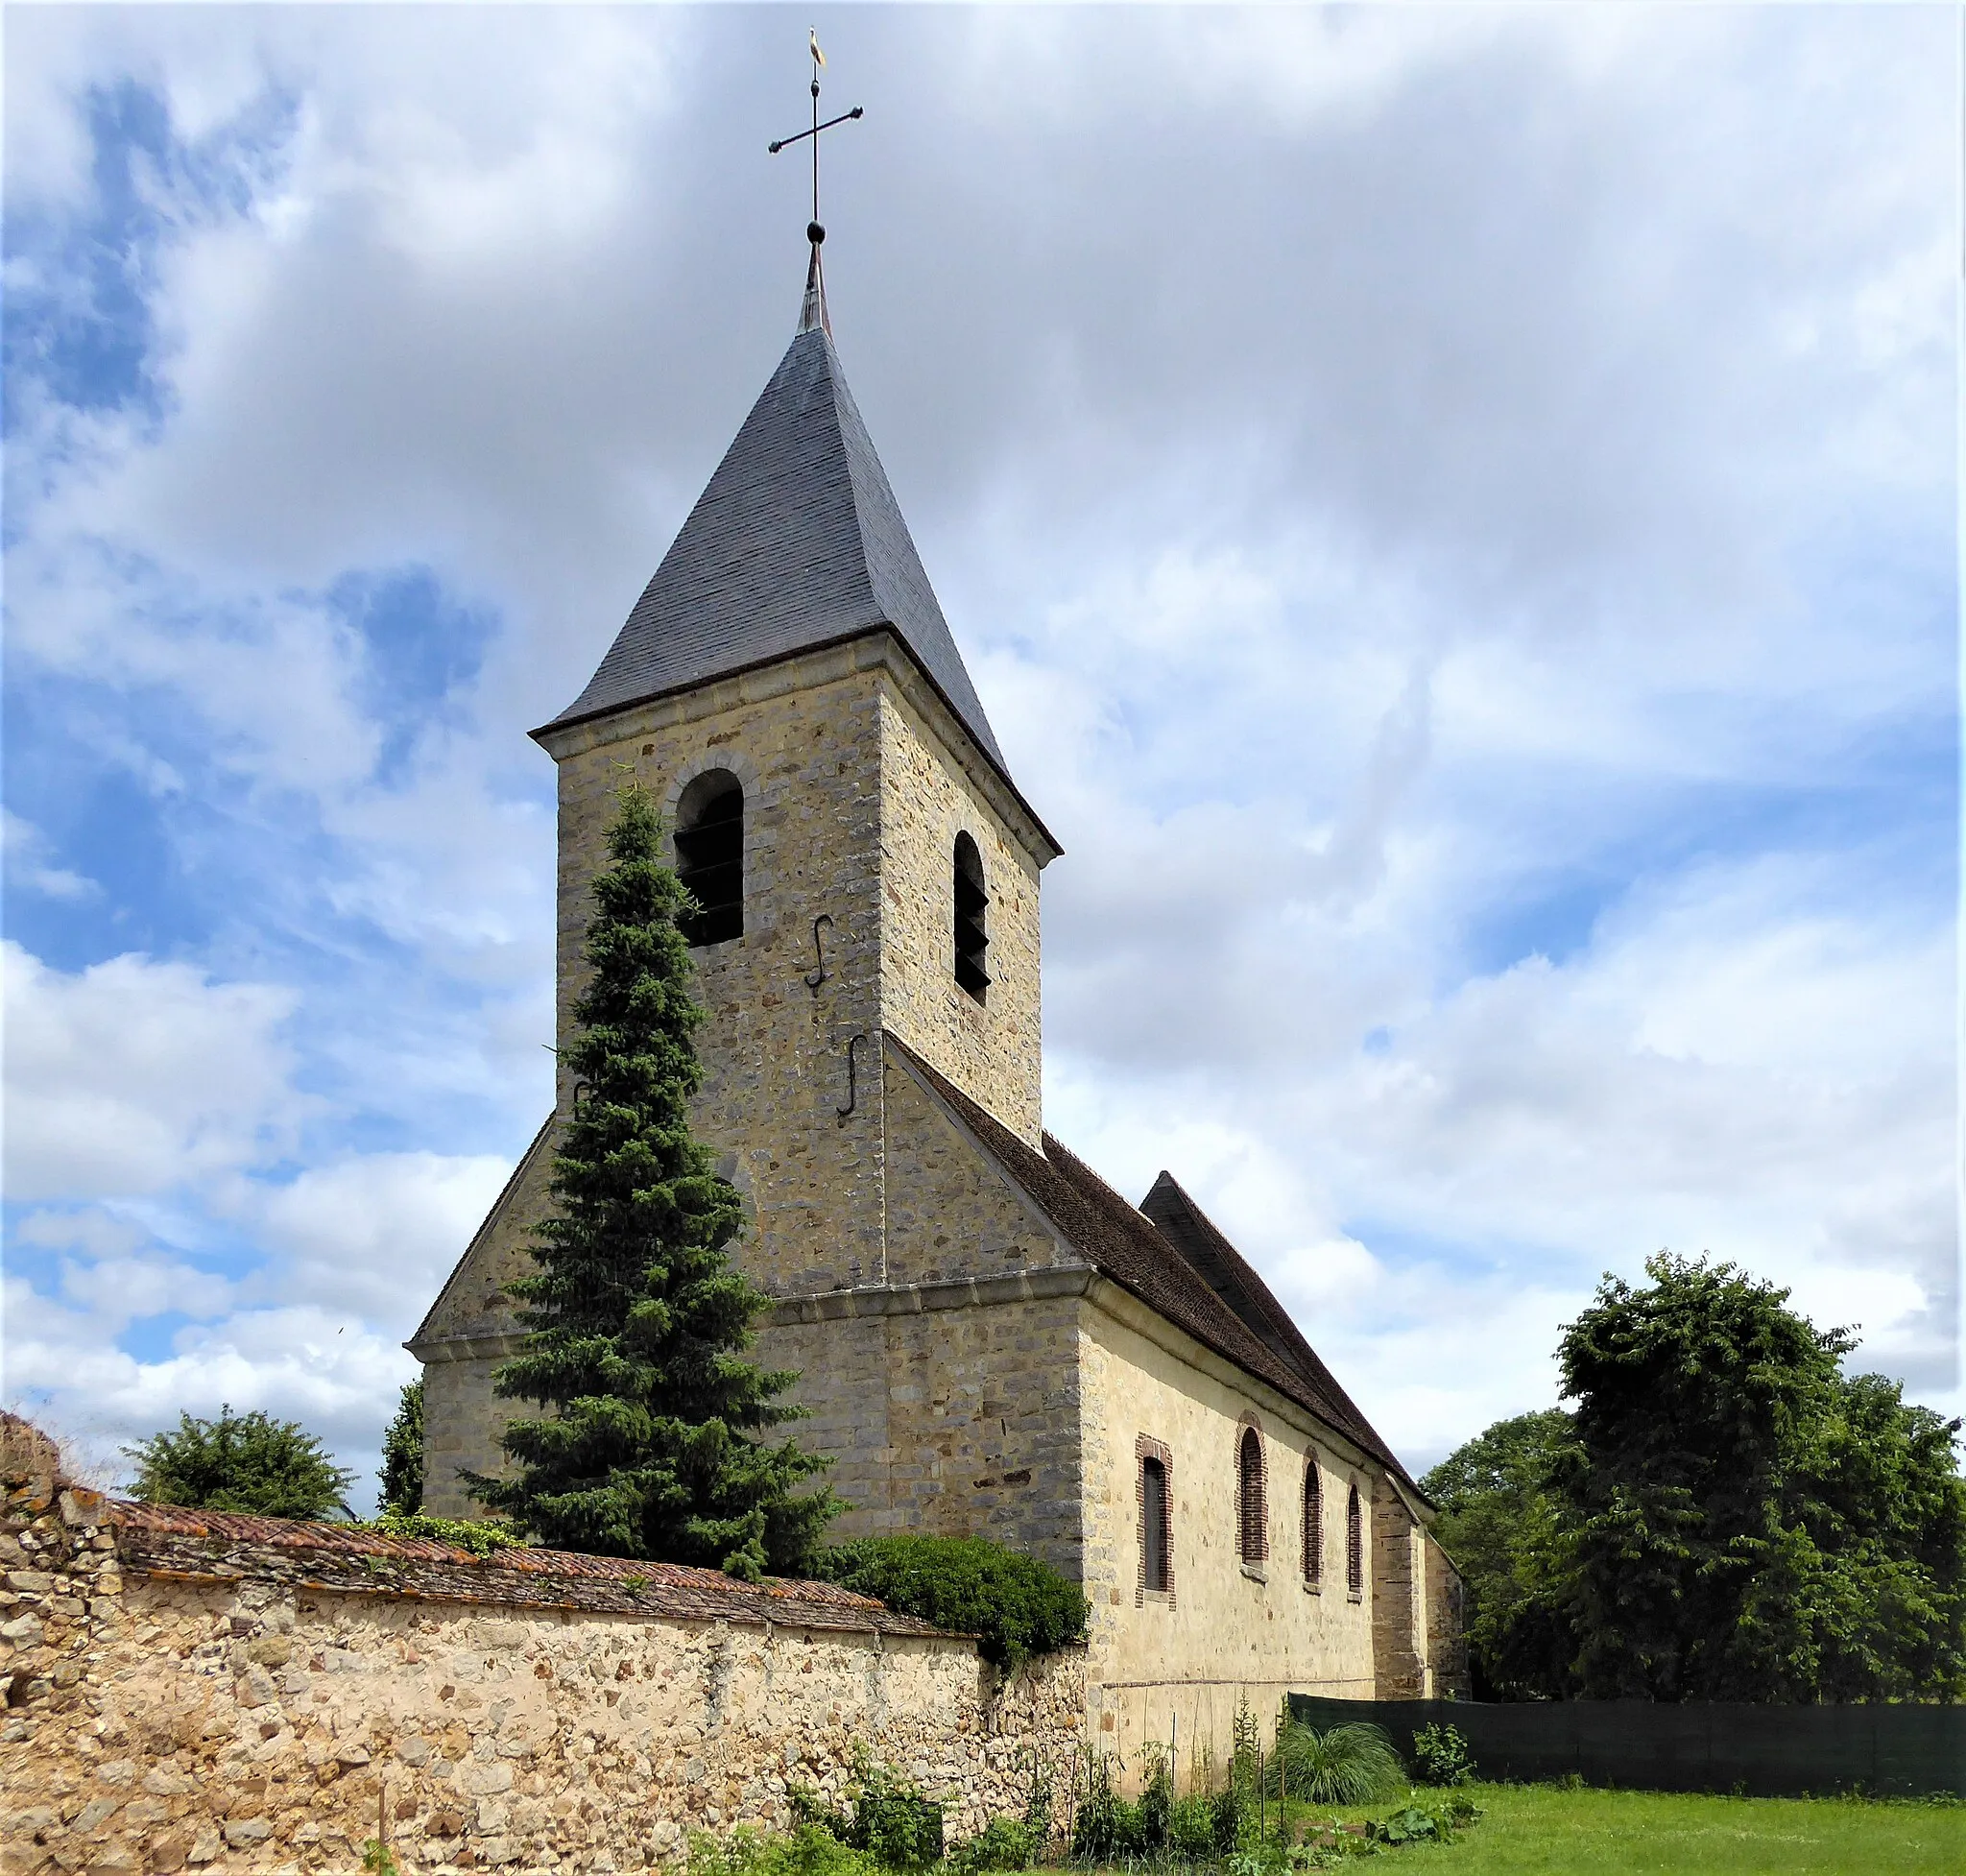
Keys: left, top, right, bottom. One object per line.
{"left": 1075, "top": 1289, "right": 1447, "bottom": 1777}
{"left": 1, "top": 1477, "right": 1084, "bottom": 1876}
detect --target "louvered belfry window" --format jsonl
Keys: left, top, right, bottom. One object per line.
{"left": 953, "top": 832, "right": 990, "bottom": 1002}
{"left": 1141, "top": 1455, "right": 1170, "bottom": 1593}
{"left": 1237, "top": 1426, "right": 1267, "bottom": 1565}
{"left": 1347, "top": 1482, "right": 1364, "bottom": 1596}
{"left": 675, "top": 771, "right": 744, "bottom": 947}
{"left": 1303, "top": 1461, "right": 1324, "bottom": 1586}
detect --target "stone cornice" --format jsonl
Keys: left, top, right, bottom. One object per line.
{"left": 531, "top": 630, "right": 1060, "bottom": 867}
{"left": 766, "top": 1265, "right": 1096, "bottom": 1326}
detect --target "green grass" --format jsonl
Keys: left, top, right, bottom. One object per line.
{"left": 1275, "top": 1783, "right": 1965, "bottom": 1874}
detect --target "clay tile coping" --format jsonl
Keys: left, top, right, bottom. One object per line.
{"left": 108, "top": 1501, "right": 954, "bottom": 1638}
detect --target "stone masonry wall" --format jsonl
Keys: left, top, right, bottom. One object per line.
{"left": 875, "top": 683, "right": 1045, "bottom": 1148}
{"left": 1, "top": 1479, "right": 1085, "bottom": 1876}
{"left": 1368, "top": 1489, "right": 1424, "bottom": 1701}
{"left": 761, "top": 1279, "right": 1089, "bottom": 1577}
{"left": 420, "top": 1353, "right": 528, "bottom": 1523}
{"left": 545, "top": 645, "right": 889, "bottom": 1301}
{"left": 533, "top": 634, "right": 1054, "bottom": 1306}
{"left": 1424, "top": 1539, "right": 1471, "bottom": 1700}
{"left": 876, "top": 1054, "right": 1064, "bottom": 1290}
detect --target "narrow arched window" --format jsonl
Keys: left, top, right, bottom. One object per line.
{"left": 1302, "top": 1460, "right": 1323, "bottom": 1587}
{"left": 1237, "top": 1426, "right": 1267, "bottom": 1565}
{"left": 1346, "top": 1482, "right": 1364, "bottom": 1596}
{"left": 1141, "top": 1455, "right": 1170, "bottom": 1594}
{"left": 953, "top": 832, "right": 989, "bottom": 1003}
{"left": 675, "top": 770, "right": 743, "bottom": 947}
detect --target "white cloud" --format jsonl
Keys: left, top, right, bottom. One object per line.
{"left": 243, "top": 1150, "right": 515, "bottom": 1328}
{"left": 3, "top": 1277, "right": 414, "bottom": 1502}
{"left": 0, "top": 4, "right": 1952, "bottom": 1479}
{"left": 2, "top": 941, "right": 300, "bottom": 1201}
{"left": 1, "top": 809, "right": 98, "bottom": 902}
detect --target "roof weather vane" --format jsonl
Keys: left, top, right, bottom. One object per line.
{"left": 768, "top": 29, "right": 862, "bottom": 335}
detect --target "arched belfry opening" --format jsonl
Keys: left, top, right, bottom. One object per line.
{"left": 953, "top": 831, "right": 989, "bottom": 1003}
{"left": 676, "top": 770, "right": 744, "bottom": 947}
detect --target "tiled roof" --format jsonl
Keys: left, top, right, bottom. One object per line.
{"left": 888, "top": 1038, "right": 1418, "bottom": 1497}
{"left": 110, "top": 1501, "right": 948, "bottom": 1635}
{"left": 542, "top": 326, "right": 1006, "bottom": 778}
{"left": 1139, "top": 1171, "right": 1408, "bottom": 1488}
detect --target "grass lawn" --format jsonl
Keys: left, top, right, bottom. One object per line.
{"left": 1289, "top": 1783, "right": 1965, "bottom": 1873}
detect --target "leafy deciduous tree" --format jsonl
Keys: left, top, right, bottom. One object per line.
{"left": 1426, "top": 1254, "right": 1966, "bottom": 1702}
{"left": 1420, "top": 1408, "right": 1575, "bottom": 1700}
{"left": 124, "top": 1407, "right": 355, "bottom": 1520}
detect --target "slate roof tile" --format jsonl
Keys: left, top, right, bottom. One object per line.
{"left": 1139, "top": 1170, "right": 1408, "bottom": 1488}
{"left": 543, "top": 327, "right": 1006, "bottom": 778}
{"left": 889, "top": 1036, "right": 1418, "bottom": 1497}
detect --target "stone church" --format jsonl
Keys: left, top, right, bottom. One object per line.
{"left": 412, "top": 260, "right": 1466, "bottom": 1754}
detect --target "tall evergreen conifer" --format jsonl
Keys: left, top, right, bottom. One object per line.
{"left": 464, "top": 784, "right": 836, "bottom": 1577}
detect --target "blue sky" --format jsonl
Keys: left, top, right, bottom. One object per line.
{"left": 3, "top": 6, "right": 1956, "bottom": 1508}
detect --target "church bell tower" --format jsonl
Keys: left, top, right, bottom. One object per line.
{"left": 531, "top": 278, "right": 1060, "bottom": 1302}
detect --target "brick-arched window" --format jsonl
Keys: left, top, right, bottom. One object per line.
{"left": 1136, "top": 1435, "right": 1175, "bottom": 1603}
{"left": 1346, "top": 1481, "right": 1364, "bottom": 1596}
{"left": 953, "top": 832, "right": 989, "bottom": 1003}
{"left": 675, "top": 770, "right": 744, "bottom": 947}
{"left": 1302, "top": 1459, "right": 1323, "bottom": 1587}
{"left": 1237, "top": 1424, "right": 1267, "bottom": 1565}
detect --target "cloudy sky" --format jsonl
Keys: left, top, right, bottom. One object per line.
{"left": 4, "top": 5, "right": 1957, "bottom": 1509}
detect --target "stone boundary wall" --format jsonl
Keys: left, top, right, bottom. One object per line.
{"left": 1, "top": 1474, "right": 1085, "bottom": 1876}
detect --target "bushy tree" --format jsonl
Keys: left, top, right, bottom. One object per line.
{"left": 1429, "top": 1255, "right": 1966, "bottom": 1701}
{"left": 1420, "top": 1409, "right": 1575, "bottom": 1699}
{"left": 464, "top": 783, "right": 836, "bottom": 1577}
{"left": 125, "top": 1407, "right": 354, "bottom": 1520}
{"left": 1557, "top": 1254, "right": 1965, "bottom": 1701}
{"left": 378, "top": 1378, "right": 424, "bottom": 1515}
{"left": 812, "top": 1535, "right": 1089, "bottom": 1667}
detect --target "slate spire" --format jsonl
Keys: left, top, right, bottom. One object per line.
{"left": 798, "top": 245, "right": 829, "bottom": 338}
{"left": 542, "top": 295, "right": 1007, "bottom": 777}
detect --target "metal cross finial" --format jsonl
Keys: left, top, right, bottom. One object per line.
{"left": 767, "top": 30, "right": 862, "bottom": 333}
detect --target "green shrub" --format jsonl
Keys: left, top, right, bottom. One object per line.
{"left": 357, "top": 1512, "right": 525, "bottom": 1557}
{"left": 1265, "top": 1723, "right": 1405, "bottom": 1808}
{"left": 947, "top": 1816, "right": 1037, "bottom": 1874}
{"left": 1072, "top": 1751, "right": 1156, "bottom": 1861}
{"left": 798, "top": 1755, "right": 945, "bottom": 1872}
{"left": 1165, "top": 1793, "right": 1223, "bottom": 1860}
{"left": 1409, "top": 1722, "right": 1475, "bottom": 1788}
{"left": 811, "top": 1537, "right": 1088, "bottom": 1669}
{"left": 1364, "top": 1792, "right": 1479, "bottom": 1846}
{"left": 689, "top": 1825, "right": 876, "bottom": 1876}
{"left": 124, "top": 1407, "right": 354, "bottom": 1520}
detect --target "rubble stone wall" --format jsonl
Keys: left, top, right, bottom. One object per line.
{"left": 0, "top": 1479, "right": 1085, "bottom": 1876}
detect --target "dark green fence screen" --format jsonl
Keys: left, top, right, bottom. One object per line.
{"left": 1286, "top": 1695, "right": 1963, "bottom": 1798}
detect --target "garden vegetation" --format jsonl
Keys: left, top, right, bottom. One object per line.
{"left": 811, "top": 1536, "right": 1089, "bottom": 1668}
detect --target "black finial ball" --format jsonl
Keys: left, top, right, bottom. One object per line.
{"left": 808, "top": 222, "right": 827, "bottom": 246}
